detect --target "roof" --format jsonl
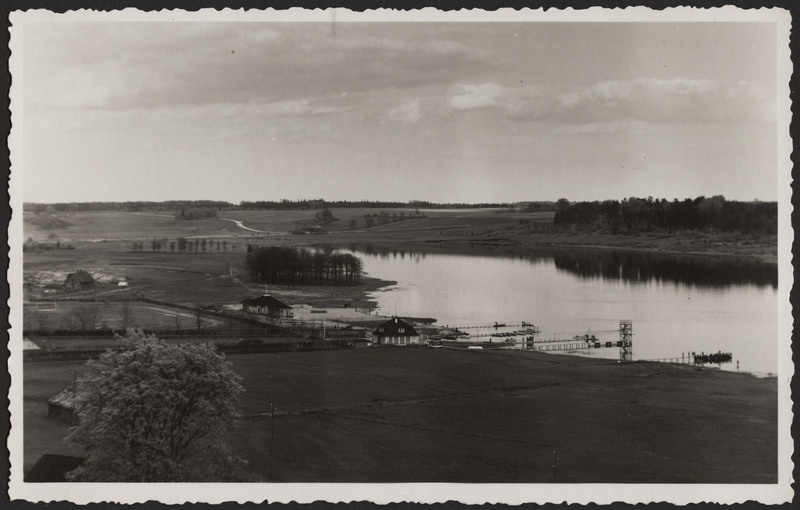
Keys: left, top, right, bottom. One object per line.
{"left": 66, "top": 271, "right": 95, "bottom": 283}
{"left": 373, "top": 317, "right": 419, "bottom": 337}
{"left": 241, "top": 295, "right": 292, "bottom": 309}
{"left": 48, "top": 386, "right": 78, "bottom": 410}
{"left": 24, "top": 454, "right": 85, "bottom": 482}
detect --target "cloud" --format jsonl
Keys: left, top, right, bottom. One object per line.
{"left": 441, "top": 78, "right": 773, "bottom": 125}
{"left": 24, "top": 23, "right": 493, "bottom": 114}
{"left": 387, "top": 98, "right": 425, "bottom": 124}
{"left": 448, "top": 83, "right": 505, "bottom": 111}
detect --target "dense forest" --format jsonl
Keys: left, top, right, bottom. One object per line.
{"left": 245, "top": 246, "right": 363, "bottom": 286}
{"left": 553, "top": 196, "right": 776, "bottom": 235}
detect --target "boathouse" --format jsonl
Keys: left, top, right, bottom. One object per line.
{"left": 372, "top": 317, "right": 420, "bottom": 346}
{"left": 241, "top": 295, "right": 294, "bottom": 319}
{"left": 64, "top": 271, "right": 95, "bottom": 292}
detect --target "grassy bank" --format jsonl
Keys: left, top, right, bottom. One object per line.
{"left": 24, "top": 347, "right": 777, "bottom": 483}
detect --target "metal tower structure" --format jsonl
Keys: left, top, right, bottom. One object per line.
{"left": 619, "top": 320, "right": 633, "bottom": 361}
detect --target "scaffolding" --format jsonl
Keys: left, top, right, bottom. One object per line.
{"left": 619, "top": 320, "right": 633, "bottom": 361}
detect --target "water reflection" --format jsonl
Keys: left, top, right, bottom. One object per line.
{"left": 551, "top": 250, "right": 777, "bottom": 289}
{"left": 339, "top": 242, "right": 777, "bottom": 289}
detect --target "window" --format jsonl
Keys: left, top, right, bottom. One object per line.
{"left": 399, "top": 328, "right": 405, "bottom": 333}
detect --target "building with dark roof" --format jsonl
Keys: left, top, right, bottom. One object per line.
{"left": 372, "top": 317, "right": 421, "bottom": 346}
{"left": 24, "top": 454, "right": 85, "bottom": 482}
{"left": 241, "top": 295, "right": 294, "bottom": 318}
{"left": 48, "top": 385, "right": 79, "bottom": 424}
{"left": 64, "top": 270, "right": 95, "bottom": 292}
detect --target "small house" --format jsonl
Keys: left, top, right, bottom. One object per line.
{"left": 241, "top": 295, "right": 294, "bottom": 319}
{"left": 372, "top": 317, "right": 421, "bottom": 346}
{"left": 64, "top": 271, "right": 95, "bottom": 292}
{"left": 48, "top": 386, "right": 78, "bottom": 424}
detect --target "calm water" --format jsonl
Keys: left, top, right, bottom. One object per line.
{"left": 351, "top": 246, "right": 778, "bottom": 376}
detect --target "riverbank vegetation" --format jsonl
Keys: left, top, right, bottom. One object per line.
{"left": 245, "top": 246, "right": 363, "bottom": 286}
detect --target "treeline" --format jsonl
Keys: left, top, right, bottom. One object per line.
{"left": 238, "top": 199, "right": 510, "bottom": 210}
{"left": 24, "top": 200, "right": 234, "bottom": 213}
{"left": 130, "top": 238, "right": 239, "bottom": 253}
{"left": 25, "top": 199, "right": 513, "bottom": 213}
{"left": 553, "top": 196, "right": 776, "bottom": 235}
{"left": 245, "top": 246, "right": 363, "bottom": 286}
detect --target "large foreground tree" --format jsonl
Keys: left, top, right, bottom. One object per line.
{"left": 66, "top": 330, "right": 246, "bottom": 481}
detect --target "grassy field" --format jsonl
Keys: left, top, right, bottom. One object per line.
{"left": 23, "top": 347, "right": 777, "bottom": 483}
{"left": 23, "top": 301, "right": 225, "bottom": 333}
{"left": 24, "top": 207, "right": 777, "bottom": 262}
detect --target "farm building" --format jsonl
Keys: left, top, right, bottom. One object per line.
{"left": 241, "top": 295, "right": 294, "bottom": 318}
{"left": 372, "top": 317, "right": 421, "bottom": 346}
{"left": 64, "top": 271, "right": 95, "bottom": 292}
{"left": 48, "top": 385, "right": 78, "bottom": 424}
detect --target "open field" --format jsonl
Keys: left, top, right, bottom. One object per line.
{"left": 23, "top": 246, "right": 393, "bottom": 312}
{"left": 23, "top": 301, "right": 225, "bottom": 333}
{"left": 23, "top": 208, "right": 777, "bottom": 262}
{"left": 23, "top": 347, "right": 777, "bottom": 482}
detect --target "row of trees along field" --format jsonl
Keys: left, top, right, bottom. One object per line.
{"left": 24, "top": 200, "right": 234, "bottom": 213}
{"left": 131, "top": 238, "right": 240, "bottom": 253}
{"left": 24, "top": 199, "right": 511, "bottom": 213}
{"left": 553, "top": 196, "right": 776, "bottom": 235}
{"left": 245, "top": 246, "right": 363, "bottom": 285}
{"left": 239, "top": 199, "right": 510, "bottom": 209}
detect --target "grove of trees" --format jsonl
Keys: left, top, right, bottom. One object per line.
{"left": 553, "top": 196, "right": 776, "bottom": 235}
{"left": 66, "top": 330, "right": 246, "bottom": 482}
{"left": 131, "top": 237, "right": 233, "bottom": 253}
{"left": 245, "top": 246, "right": 363, "bottom": 285}
{"left": 175, "top": 207, "right": 219, "bottom": 220}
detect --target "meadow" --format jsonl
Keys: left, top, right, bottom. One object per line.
{"left": 23, "top": 206, "right": 777, "bottom": 262}
{"left": 24, "top": 347, "right": 777, "bottom": 483}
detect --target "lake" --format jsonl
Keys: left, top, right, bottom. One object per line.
{"left": 350, "top": 245, "right": 778, "bottom": 376}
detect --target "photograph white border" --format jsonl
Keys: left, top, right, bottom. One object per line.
{"left": 6, "top": 6, "right": 794, "bottom": 505}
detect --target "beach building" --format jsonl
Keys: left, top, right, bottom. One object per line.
{"left": 372, "top": 317, "right": 421, "bottom": 346}
{"left": 64, "top": 271, "right": 95, "bottom": 292}
{"left": 241, "top": 295, "right": 294, "bottom": 319}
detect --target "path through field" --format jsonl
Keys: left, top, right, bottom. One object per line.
{"left": 220, "top": 217, "right": 287, "bottom": 235}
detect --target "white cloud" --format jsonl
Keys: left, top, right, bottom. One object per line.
{"left": 443, "top": 78, "right": 772, "bottom": 124}
{"left": 448, "top": 83, "right": 505, "bottom": 111}
{"left": 387, "top": 98, "right": 424, "bottom": 124}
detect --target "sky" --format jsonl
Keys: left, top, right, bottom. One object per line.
{"left": 18, "top": 18, "right": 780, "bottom": 204}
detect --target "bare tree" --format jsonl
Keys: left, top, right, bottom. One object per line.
{"left": 120, "top": 301, "right": 133, "bottom": 330}
{"left": 72, "top": 304, "right": 98, "bottom": 331}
